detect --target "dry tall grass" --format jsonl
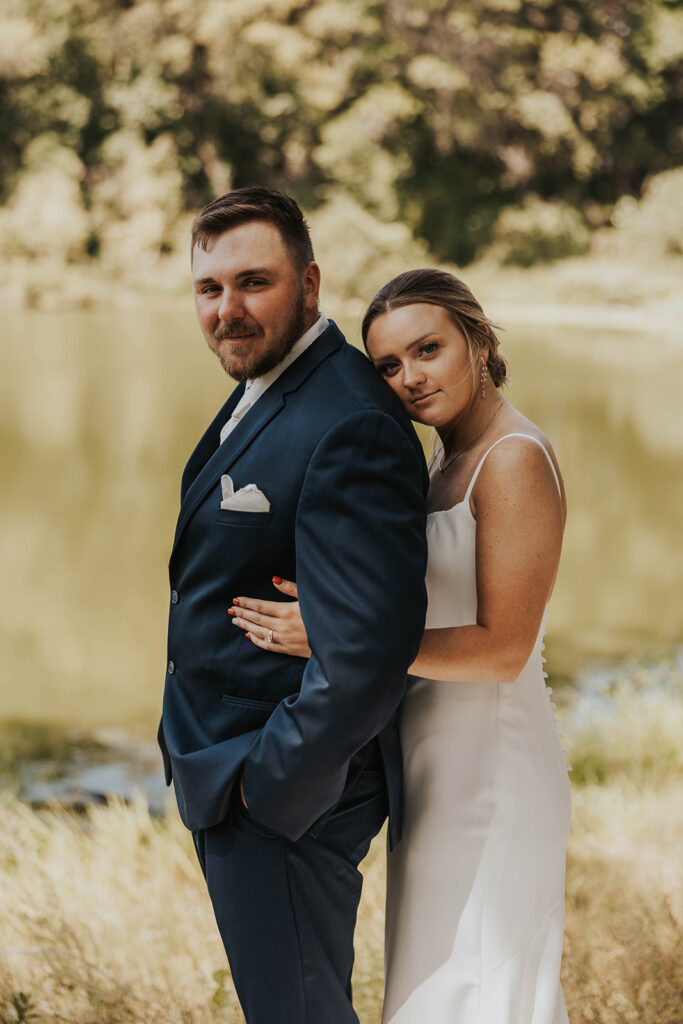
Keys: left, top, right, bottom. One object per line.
{"left": 1, "top": 683, "right": 681, "bottom": 1024}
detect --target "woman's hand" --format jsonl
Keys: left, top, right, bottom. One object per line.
{"left": 229, "top": 577, "right": 312, "bottom": 658}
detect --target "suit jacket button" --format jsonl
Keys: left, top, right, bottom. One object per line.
{"left": 168, "top": 660, "right": 175, "bottom": 675}
{"left": 171, "top": 590, "right": 179, "bottom": 604}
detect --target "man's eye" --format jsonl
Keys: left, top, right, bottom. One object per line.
{"left": 202, "top": 285, "right": 220, "bottom": 294}
{"left": 244, "top": 278, "right": 267, "bottom": 287}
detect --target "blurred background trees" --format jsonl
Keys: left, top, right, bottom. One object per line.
{"left": 0, "top": 0, "right": 681, "bottom": 292}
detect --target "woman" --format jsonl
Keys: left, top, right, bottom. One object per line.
{"left": 229, "top": 269, "right": 571, "bottom": 1023}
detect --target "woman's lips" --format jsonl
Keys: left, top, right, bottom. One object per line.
{"left": 411, "top": 391, "right": 438, "bottom": 406}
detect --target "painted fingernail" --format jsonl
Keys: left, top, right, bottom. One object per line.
{"left": 228, "top": 608, "right": 236, "bottom": 616}
{"left": 233, "top": 598, "right": 240, "bottom": 605}
{"left": 245, "top": 632, "right": 251, "bottom": 638}
{"left": 272, "top": 576, "right": 283, "bottom": 584}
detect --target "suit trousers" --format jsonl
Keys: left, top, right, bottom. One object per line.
{"left": 193, "top": 771, "right": 388, "bottom": 1024}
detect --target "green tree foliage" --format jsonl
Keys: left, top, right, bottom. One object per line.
{"left": 0, "top": 0, "right": 681, "bottom": 269}
{"left": 385, "top": 0, "right": 683, "bottom": 261}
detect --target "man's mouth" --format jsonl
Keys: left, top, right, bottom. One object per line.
{"left": 215, "top": 331, "right": 260, "bottom": 345}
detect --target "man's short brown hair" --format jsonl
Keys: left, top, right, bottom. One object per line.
{"left": 191, "top": 186, "right": 315, "bottom": 271}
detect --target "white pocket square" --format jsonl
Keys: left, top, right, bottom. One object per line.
{"left": 220, "top": 474, "right": 271, "bottom": 512}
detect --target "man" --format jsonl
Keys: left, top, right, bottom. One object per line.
{"left": 158, "top": 186, "right": 428, "bottom": 1024}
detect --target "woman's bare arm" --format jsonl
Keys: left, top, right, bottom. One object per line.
{"left": 411, "top": 437, "right": 564, "bottom": 682}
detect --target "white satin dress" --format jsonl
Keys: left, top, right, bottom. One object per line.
{"left": 383, "top": 433, "right": 571, "bottom": 1024}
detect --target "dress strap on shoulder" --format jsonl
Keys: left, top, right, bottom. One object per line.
{"left": 463, "top": 432, "right": 562, "bottom": 504}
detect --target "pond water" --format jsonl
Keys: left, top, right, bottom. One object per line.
{"left": 2, "top": 307, "right": 682, "bottom": 730}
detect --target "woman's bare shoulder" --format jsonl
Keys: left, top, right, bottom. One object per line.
{"left": 473, "top": 409, "right": 566, "bottom": 518}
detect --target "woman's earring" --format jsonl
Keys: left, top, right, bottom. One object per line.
{"left": 480, "top": 358, "right": 488, "bottom": 399}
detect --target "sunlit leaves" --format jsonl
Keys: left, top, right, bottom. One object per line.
{"left": 0, "top": 0, "right": 680, "bottom": 268}
{"left": 0, "top": 16, "right": 55, "bottom": 78}
{"left": 0, "top": 135, "right": 90, "bottom": 261}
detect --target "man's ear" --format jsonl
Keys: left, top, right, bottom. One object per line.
{"left": 303, "top": 261, "right": 321, "bottom": 311}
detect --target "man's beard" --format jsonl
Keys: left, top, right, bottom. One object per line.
{"left": 213, "top": 288, "right": 307, "bottom": 382}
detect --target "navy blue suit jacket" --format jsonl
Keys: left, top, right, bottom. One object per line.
{"left": 158, "top": 321, "right": 428, "bottom": 847}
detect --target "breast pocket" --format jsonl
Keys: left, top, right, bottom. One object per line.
{"left": 213, "top": 510, "right": 273, "bottom": 528}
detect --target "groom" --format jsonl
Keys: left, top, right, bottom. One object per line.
{"left": 158, "top": 186, "right": 428, "bottom": 1024}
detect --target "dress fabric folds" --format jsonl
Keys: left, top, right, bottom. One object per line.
{"left": 383, "top": 434, "right": 571, "bottom": 1024}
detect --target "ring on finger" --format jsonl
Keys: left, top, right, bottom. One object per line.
{"left": 265, "top": 628, "right": 274, "bottom": 643}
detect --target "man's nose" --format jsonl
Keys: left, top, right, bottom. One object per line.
{"left": 217, "top": 288, "right": 245, "bottom": 321}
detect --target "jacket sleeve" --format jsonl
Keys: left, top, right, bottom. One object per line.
{"left": 240, "top": 409, "right": 428, "bottom": 840}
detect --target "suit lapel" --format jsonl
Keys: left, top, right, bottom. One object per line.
{"left": 171, "top": 321, "right": 346, "bottom": 553}
{"left": 278, "top": 320, "right": 344, "bottom": 395}
{"left": 173, "top": 383, "right": 283, "bottom": 550}
{"left": 180, "top": 383, "right": 245, "bottom": 503}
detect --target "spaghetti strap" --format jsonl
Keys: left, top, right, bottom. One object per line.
{"left": 463, "top": 432, "right": 562, "bottom": 504}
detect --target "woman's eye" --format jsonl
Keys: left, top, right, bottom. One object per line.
{"left": 378, "top": 362, "right": 399, "bottom": 377}
{"left": 419, "top": 341, "right": 439, "bottom": 356}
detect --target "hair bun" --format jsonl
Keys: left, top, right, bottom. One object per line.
{"left": 487, "top": 352, "right": 508, "bottom": 388}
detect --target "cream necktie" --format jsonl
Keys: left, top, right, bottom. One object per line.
{"left": 219, "top": 395, "right": 251, "bottom": 445}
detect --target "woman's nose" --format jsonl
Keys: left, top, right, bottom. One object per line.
{"left": 403, "top": 364, "right": 426, "bottom": 389}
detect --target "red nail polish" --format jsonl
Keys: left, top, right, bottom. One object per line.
{"left": 233, "top": 598, "right": 240, "bottom": 605}
{"left": 246, "top": 632, "right": 251, "bottom": 638}
{"left": 228, "top": 608, "right": 236, "bottom": 616}
{"left": 272, "top": 576, "right": 283, "bottom": 585}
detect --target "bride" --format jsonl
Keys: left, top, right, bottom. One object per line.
{"left": 229, "top": 268, "right": 571, "bottom": 1024}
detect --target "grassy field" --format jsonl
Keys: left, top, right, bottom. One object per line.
{"left": 1, "top": 679, "right": 681, "bottom": 1024}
